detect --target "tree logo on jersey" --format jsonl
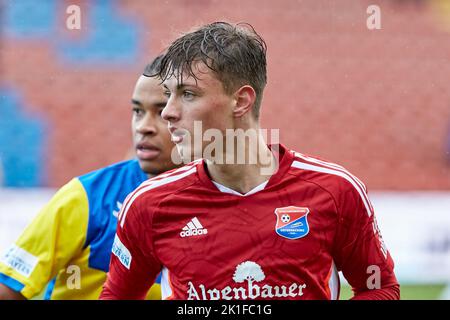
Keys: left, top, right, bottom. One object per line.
{"left": 233, "top": 261, "right": 265, "bottom": 283}
{"left": 186, "top": 260, "right": 307, "bottom": 300}
{"left": 274, "top": 206, "right": 310, "bottom": 240}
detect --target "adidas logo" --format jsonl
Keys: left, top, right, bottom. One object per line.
{"left": 180, "top": 217, "right": 208, "bottom": 238}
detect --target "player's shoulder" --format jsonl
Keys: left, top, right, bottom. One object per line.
{"left": 288, "top": 150, "right": 368, "bottom": 195}
{"left": 117, "top": 160, "right": 202, "bottom": 228}
{"left": 77, "top": 159, "right": 146, "bottom": 190}
{"left": 132, "top": 159, "right": 202, "bottom": 203}
{"left": 78, "top": 159, "right": 143, "bottom": 182}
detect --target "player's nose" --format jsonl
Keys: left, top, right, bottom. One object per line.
{"left": 136, "top": 114, "right": 157, "bottom": 135}
{"left": 161, "top": 97, "right": 181, "bottom": 123}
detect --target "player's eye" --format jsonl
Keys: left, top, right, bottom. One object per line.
{"left": 182, "top": 91, "right": 195, "bottom": 100}
{"left": 163, "top": 90, "right": 171, "bottom": 98}
{"left": 132, "top": 107, "right": 143, "bottom": 116}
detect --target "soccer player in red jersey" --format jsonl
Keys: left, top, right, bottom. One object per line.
{"left": 100, "top": 22, "right": 400, "bottom": 300}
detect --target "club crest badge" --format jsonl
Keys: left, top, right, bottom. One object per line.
{"left": 274, "top": 206, "right": 310, "bottom": 240}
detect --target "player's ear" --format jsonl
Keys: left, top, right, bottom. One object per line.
{"left": 232, "top": 85, "right": 256, "bottom": 118}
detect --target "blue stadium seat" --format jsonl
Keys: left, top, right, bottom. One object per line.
{"left": 0, "top": 89, "right": 47, "bottom": 187}
{"left": 57, "top": 0, "right": 139, "bottom": 64}
{"left": 3, "top": 0, "right": 139, "bottom": 64}
{"left": 4, "top": 0, "right": 56, "bottom": 38}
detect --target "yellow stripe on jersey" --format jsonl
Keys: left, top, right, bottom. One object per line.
{"left": 0, "top": 178, "right": 88, "bottom": 299}
{"left": 0, "top": 162, "right": 161, "bottom": 299}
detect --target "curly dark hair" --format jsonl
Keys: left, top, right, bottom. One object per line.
{"left": 143, "top": 54, "right": 164, "bottom": 77}
{"left": 158, "top": 21, "right": 267, "bottom": 119}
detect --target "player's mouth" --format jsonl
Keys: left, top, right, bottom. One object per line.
{"left": 136, "top": 142, "right": 161, "bottom": 161}
{"left": 168, "top": 126, "right": 185, "bottom": 144}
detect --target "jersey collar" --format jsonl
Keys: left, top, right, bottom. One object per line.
{"left": 196, "top": 143, "right": 294, "bottom": 195}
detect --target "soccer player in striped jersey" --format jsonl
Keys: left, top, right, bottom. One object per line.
{"left": 101, "top": 22, "right": 400, "bottom": 300}
{"left": 0, "top": 56, "right": 180, "bottom": 299}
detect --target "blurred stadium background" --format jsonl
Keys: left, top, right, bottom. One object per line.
{"left": 0, "top": 0, "right": 449, "bottom": 299}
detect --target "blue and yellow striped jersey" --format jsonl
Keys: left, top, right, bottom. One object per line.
{"left": 0, "top": 160, "right": 160, "bottom": 299}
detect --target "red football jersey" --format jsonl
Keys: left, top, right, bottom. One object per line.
{"left": 101, "top": 144, "right": 399, "bottom": 300}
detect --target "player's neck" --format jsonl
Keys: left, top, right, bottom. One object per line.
{"left": 205, "top": 134, "right": 278, "bottom": 195}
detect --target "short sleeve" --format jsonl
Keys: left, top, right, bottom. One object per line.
{"left": 0, "top": 179, "right": 89, "bottom": 299}
{"left": 101, "top": 197, "right": 161, "bottom": 300}
{"left": 332, "top": 180, "right": 398, "bottom": 298}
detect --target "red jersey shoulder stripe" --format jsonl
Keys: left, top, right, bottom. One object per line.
{"left": 292, "top": 152, "right": 388, "bottom": 259}
{"left": 291, "top": 151, "right": 374, "bottom": 216}
{"left": 293, "top": 152, "right": 368, "bottom": 193}
{"left": 117, "top": 160, "right": 201, "bottom": 222}
{"left": 118, "top": 163, "right": 199, "bottom": 228}
{"left": 140, "top": 159, "right": 202, "bottom": 186}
